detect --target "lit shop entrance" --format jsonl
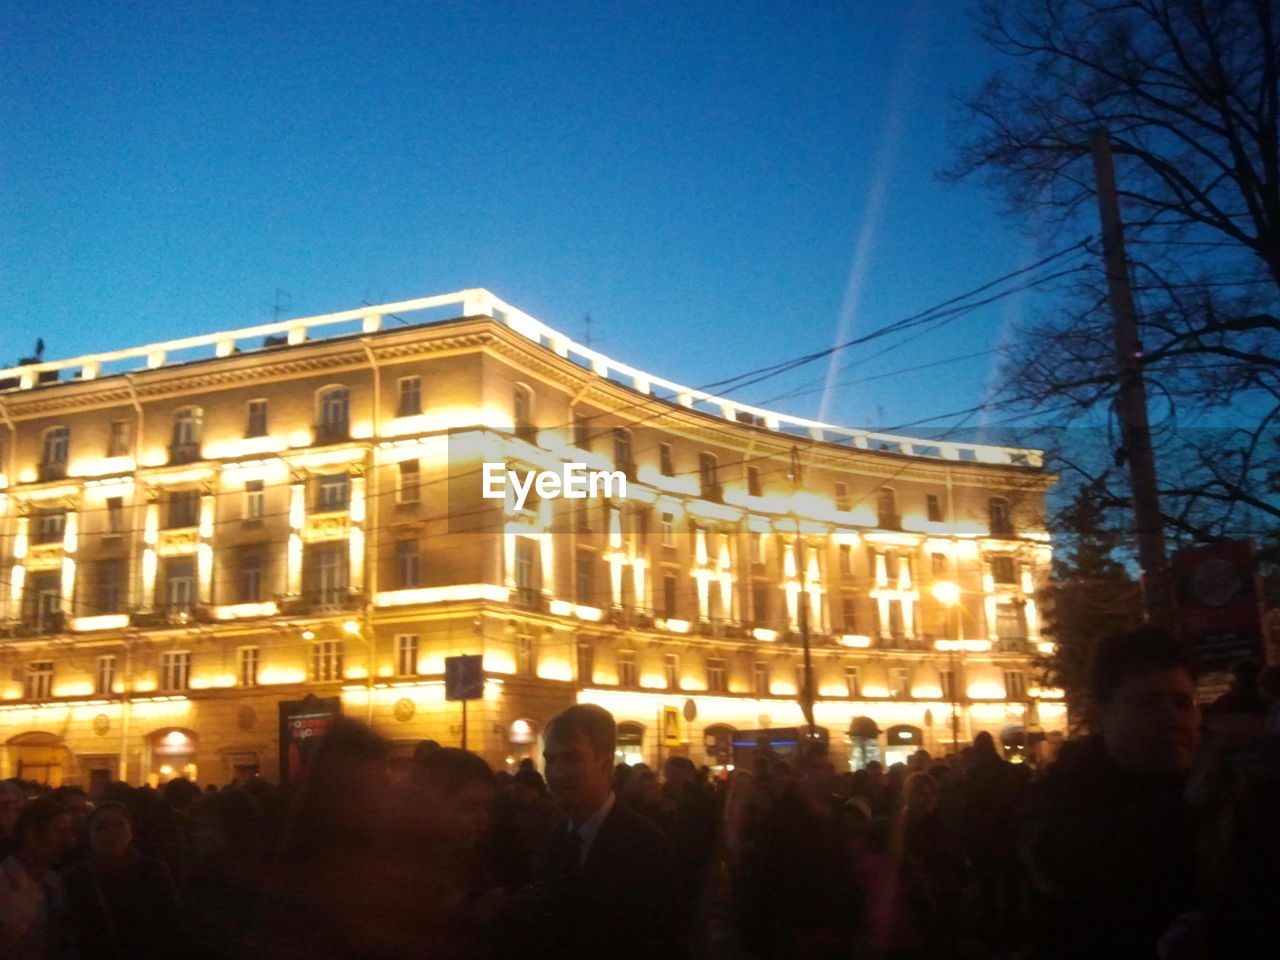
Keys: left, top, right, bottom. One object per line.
{"left": 883, "top": 724, "right": 924, "bottom": 767}
{"left": 847, "top": 717, "right": 882, "bottom": 771}
{"left": 148, "top": 728, "right": 198, "bottom": 785}
{"left": 616, "top": 722, "right": 645, "bottom": 766}
{"left": 7, "top": 732, "right": 68, "bottom": 786}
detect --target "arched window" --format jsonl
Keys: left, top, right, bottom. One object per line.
{"left": 169, "top": 407, "right": 203, "bottom": 463}
{"left": 876, "top": 486, "right": 899, "bottom": 530}
{"left": 316, "top": 386, "right": 350, "bottom": 443}
{"left": 513, "top": 384, "right": 535, "bottom": 441}
{"left": 39, "top": 426, "right": 69, "bottom": 480}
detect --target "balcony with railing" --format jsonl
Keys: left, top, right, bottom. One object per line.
{"left": 313, "top": 421, "right": 351, "bottom": 445}
{"left": 36, "top": 461, "right": 67, "bottom": 483}
{"left": 6, "top": 611, "right": 66, "bottom": 637}
{"left": 167, "top": 441, "right": 203, "bottom": 465}
{"left": 512, "top": 586, "right": 547, "bottom": 612}
{"left": 699, "top": 482, "right": 724, "bottom": 504}
{"left": 277, "top": 589, "right": 366, "bottom": 615}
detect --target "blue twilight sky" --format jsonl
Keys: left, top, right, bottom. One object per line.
{"left": 1, "top": 0, "right": 1066, "bottom": 437}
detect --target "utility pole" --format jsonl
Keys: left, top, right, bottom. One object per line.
{"left": 1089, "top": 130, "right": 1173, "bottom": 628}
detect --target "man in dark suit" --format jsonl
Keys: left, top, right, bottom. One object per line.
{"left": 537, "top": 703, "right": 687, "bottom": 959}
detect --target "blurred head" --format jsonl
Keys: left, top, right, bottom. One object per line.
{"left": 88, "top": 802, "right": 133, "bottom": 859}
{"left": 663, "top": 755, "right": 696, "bottom": 787}
{"left": 1089, "top": 627, "right": 1199, "bottom": 775}
{"left": 972, "top": 730, "right": 998, "bottom": 760}
{"left": 1, "top": 780, "right": 28, "bottom": 834}
{"left": 543, "top": 704, "right": 616, "bottom": 823}
{"left": 903, "top": 772, "right": 940, "bottom": 815}
{"left": 512, "top": 768, "right": 548, "bottom": 804}
{"left": 408, "top": 748, "right": 495, "bottom": 847}
{"left": 51, "top": 787, "right": 92, "bottom": 837}
{"left": 162, "top": 776, "right": 200, "bottom": 810}
{"left": 14, "top": 797, "right": 75, "bottom": 867}
{"left": 907, "top": 749, "right": 932, "bottom": 772}
{"left": 623, "top": 768, "right": 661, "bottom": 807}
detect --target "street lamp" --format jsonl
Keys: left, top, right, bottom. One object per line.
{"left": 931, "top": 581, "right": 962, "bottom": 755}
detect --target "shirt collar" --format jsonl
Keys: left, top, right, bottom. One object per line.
{"left": 573, "top": 790, "right": 615, "bottom": 852}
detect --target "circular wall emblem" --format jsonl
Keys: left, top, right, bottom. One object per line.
{"left": 1191, "top": 557, "right": 1241, "bottom": 608}
{"left": 93, "top": 714, "right": 110, "bottom": 737}
{"left": 237, "top": 706, "right": 257, "bottom": 731}
{"left": 393, "top": 698, "right": 416, "bottom": 723}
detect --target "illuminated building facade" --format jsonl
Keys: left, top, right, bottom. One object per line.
{"left": 0, "top": 289, "right": 1063, "bottom": 786}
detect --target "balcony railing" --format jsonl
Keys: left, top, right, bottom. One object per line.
{"left": 128, "top": 605, "right": 211, "bottom": 627}
{"left": 512, "top": 587, "right": 546, "bottom": 611}
{"left": 313, "top": 421, "right": 351, "bottom": 445}
{"left": 36, "top": 461, "right": 67, "bottom": 482}
{"left": 699, "top": 482, "right": 724, "bottom": 504}
{"left": 13, "top": 611, "right": 66, "bottom": 636}
{"left": 168, "top": 441, "right": 202, "bottom": 465}
{"left": 514, "top": 421, "right": 538, "bottom": 443}
{"left": 277, "top": 590, "right": 365, "bottom": 615}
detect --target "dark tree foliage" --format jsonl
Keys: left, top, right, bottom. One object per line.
{"left": 948, "top": 0, "right": 1280, "bottom": 544}
{"left": 1037, "top": 484, "right": 1144, "bottom": 715}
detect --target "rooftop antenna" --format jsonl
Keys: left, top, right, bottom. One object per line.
{"left": 583, "top": 314, "right": 593, "bottom": 347}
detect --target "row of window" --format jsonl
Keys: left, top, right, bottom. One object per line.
{"left": 21, "top": 642, "right": 1028, "bottom": 704}
{"left": 27, "top": 380, "right": 1019, "bottom": 537}
{"left": 565, "top": 416, "right": 1016, "bottom": 532}
{"left": 18, "top": 536, "right": 424, "bottom": 620}
{"left": 19, "top": 636, "right": 420, "bottom": 699}
{"left": 30, "top": 383, "right": 389, "bottom": 474}
{"left": 573, "top": 646, "right": 1029, "bottom": 698}
{"left": 26, "top": 521, "right": 1024, "bottom": 624}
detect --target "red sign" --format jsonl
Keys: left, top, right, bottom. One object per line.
{"left": 1172, "top": 540, "right": 1266, "bottom": 668}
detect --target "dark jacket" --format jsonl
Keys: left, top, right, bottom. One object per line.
{"left": 1019, "top": 735, "right": 1197, "bottom": 960}
{"left": 62, "top": 853, "right": 180, "bottom": 960}
{"left": 536, "top": 803, "right": 686, "bottom": 960}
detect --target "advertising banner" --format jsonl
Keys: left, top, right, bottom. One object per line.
{"left": 278, "top": 694, "right": 342, "bottom": 786}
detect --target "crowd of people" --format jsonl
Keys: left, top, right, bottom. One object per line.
{"left": 1, "top": 626, "right": 1277, "bottom": 959}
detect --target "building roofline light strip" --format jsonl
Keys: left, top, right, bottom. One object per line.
{"left": 0, "top": 288, "right": 1040, "bottom": 467}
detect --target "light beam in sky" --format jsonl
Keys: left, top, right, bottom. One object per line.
{"left": 820, "top": 4, "right": 927, "bottom": 427}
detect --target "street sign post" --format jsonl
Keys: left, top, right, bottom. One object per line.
{"left": 444, "top": 654, "right": 484, "bottom": 750}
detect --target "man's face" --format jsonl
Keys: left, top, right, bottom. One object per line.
{"left": 427, "top": 781, "right": 494, "bottom": 849}
{"left": 89, "top": 809, "right": 132, "bottom": 859}
{"left": 1100, "top": 666, "right": 1200, "bottom": 775}
{"left": 543, "top": 731, "right": 611, "bottom": 820}
{"left": 32, "top": 813, "right": 75, "bottom": 866}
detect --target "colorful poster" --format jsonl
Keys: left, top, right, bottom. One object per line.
{"left": 277, "top": 695, "right": 342, "bottom": 785}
